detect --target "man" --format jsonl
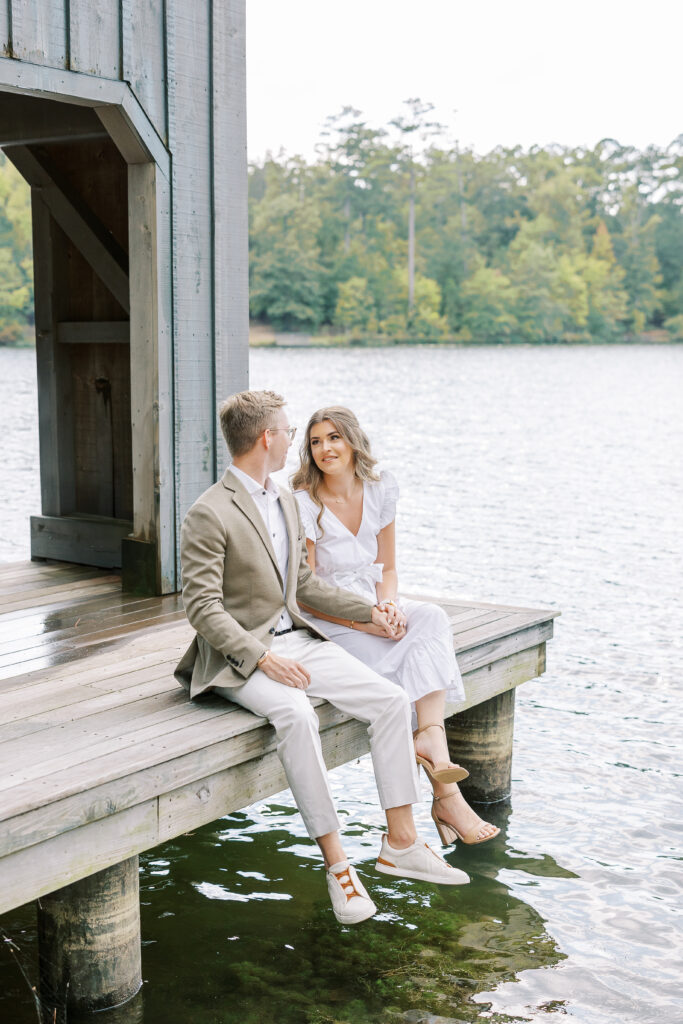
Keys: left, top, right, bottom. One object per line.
{"left": 176, "top": 390, "right": 467, "bottom": 924}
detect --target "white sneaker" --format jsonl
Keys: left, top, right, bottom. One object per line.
{"left": 375, "top": 835, "right": 469, "bottom": 886}
{"left": 326, "top": 860, "right": 377, "bottom": 924}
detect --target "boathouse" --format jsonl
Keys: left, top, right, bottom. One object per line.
{"left": 0, "top": 0, "right": 248, "bottom": 594}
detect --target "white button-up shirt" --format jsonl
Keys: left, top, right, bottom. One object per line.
{"left": 230, "top": 465, "right": 293, "bottom": 632}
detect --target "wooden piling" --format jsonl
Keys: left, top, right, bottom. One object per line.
{"left": 445, "top": 689, "right": 516, "bottom": 803}
{"left": 37, "top": 856, "right": 142, "bottom": 1017}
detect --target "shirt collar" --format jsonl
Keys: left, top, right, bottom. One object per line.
{"left": 231, "top": 464, "right": 280, "bottom": 500}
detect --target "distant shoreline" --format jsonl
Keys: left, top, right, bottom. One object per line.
{"left": 249, "top": 326, "right": 678, "bottom": 349}
{"left": 2, "top": 328, "right": 678, "bottom": 351}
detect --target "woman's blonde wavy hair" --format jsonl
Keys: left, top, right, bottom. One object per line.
{"left": 291, "top": 406, "right": 380, "bottom": 534}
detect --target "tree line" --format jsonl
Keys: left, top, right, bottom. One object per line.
{"left": 250, "top": 103, "right": 683, "bottom": 343}
{"left": 1, "top": 105, "right": 682, "bottom": 346}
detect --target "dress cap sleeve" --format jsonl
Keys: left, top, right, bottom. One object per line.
{"left": 294, "top": 490, "right": 322, "bottom": 542}
{"left": 378, "top": 470, "right": 399, "bottom": 529}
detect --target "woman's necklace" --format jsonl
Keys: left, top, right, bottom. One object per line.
{"left": 324, "top": 479, "right": 360, "bottom": 505}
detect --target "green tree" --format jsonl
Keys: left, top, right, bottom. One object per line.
{"left": 507, "top": 233, "right": 565, "bottom": 342}
{"left": 654, "top": 199, "right": 683, "bottom": 322}
{"left": 250, "top": 243, "right": 324, "bottom": 331}
{"left": 379, "top": 269, "right": 448, "bottom": 340}
{"left": 613, "top": 187, "right": 662, "bottom": 332}
{"left": 458, "top": 261, "right": 518, "bottom": 342}
{"left": 388, "top": 98, "right": 444, "bottom": 312}
{"left": 249, "top": 158, "right": 325, "bottom": 330}
{"left": 580, "top": 222, "right": 628, "bottom": 340}
{"left": 333, "top": 276, "right": 377, "bottom": 335}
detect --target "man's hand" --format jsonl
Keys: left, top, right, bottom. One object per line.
{"left": 357, "top": 620, "right": 406, "bottom": 638}
{"left": 259, "top": 651, "right": 311, "bottom": 689}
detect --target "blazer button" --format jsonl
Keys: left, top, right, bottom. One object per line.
{"left": 269, "top": 627, "right": 275, "bottom": 634}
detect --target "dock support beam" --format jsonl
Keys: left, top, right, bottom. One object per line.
{"left": 445, "top": 689, "right": 516, "bottom": 803}
{"left": 37, "top": 856, "right": 142, "bottom": 1018}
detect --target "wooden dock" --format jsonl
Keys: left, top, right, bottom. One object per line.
{"left": 0, "top": 559, "right": 557, "bottom": 1012}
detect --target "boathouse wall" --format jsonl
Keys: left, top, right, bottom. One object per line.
{"left": 0, "top": 0, "right": 249, "bottom": 592}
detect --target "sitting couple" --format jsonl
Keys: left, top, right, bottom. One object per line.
{"left": 176, "top": 389, "right": 498, "bottom": 926}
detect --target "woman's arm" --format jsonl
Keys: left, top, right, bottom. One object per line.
{"left": 375, "top": 520, "right": 398, "bottom": 603}
{"left": 374, "top": 520, "right": 407, "bottom": 635}
{"left": 299, "top": 540, "right": 396, "bottom": 636}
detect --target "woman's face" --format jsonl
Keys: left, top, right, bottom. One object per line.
{"left": 309, "top": 420, "right": 355, "bottom": 477}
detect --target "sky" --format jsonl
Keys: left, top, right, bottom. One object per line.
{"left": 246, "top": 0, "right": 682, "bottom": 162}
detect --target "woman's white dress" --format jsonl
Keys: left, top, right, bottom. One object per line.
{"left": 294, "top": 471, "right": 465, "bottom": 706}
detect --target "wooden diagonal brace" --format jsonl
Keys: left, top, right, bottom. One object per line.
{"left": 6, "top": 145, "right": 130, "bottom": 314}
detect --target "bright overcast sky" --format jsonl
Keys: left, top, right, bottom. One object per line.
{"left": 246, "top": 0, "right": 682, "bottom": 162}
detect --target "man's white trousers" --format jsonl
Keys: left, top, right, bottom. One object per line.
{"left": 214, "top": 630, "right": 421, "bottom": 838}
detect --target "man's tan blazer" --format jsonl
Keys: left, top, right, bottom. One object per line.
{"left": 175, "top": 468, "right": 375, "bottom": 698}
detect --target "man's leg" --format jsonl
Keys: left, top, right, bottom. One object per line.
{"left": 217, "top": 631, "right": 468, "bottom": 891}
{"left": 213, "top": 654, "right": 378, "bottom": 923}
{"left": 214, "top": 665, "right": 340, "bottom": 842}
{"left": 283, "top": 630, "right": 421, "bottom": 816}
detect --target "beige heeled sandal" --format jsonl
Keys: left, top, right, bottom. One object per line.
{"left": 431, "top": 794, "right": 501, "bottom": 847}
{"left": 413, "top": 724, "right": 469, "bottom": 784}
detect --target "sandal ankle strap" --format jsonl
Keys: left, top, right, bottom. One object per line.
{"left": 412, "top": 723, "right": 446, "bottom": 739}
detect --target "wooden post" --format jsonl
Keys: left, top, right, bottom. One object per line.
{"left": 37, "top": 857, "right": 142, "bottom": 1017}
{"left": 445, "top": 689, "right": 516, "bottom": 803}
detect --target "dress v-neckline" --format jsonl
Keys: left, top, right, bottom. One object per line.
{"left": 321, "top": 481, "right": 365, "bottom": 539}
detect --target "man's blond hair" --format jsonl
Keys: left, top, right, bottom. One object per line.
{"left": 219, "top": 390, "right": 286, "bottom": 457}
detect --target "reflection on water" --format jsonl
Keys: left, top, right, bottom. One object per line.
{"left": 2, "top": 805, "right": 569, "bottom": 1024}
{"left": 135, "top": 804, "right": 568, "bottom": 1024}
{"left": 1, "top": 344, "right": 682, "bottom": 1024}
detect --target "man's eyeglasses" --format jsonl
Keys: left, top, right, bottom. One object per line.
{"left": 267, "top": 426, "right": 297, "bottom": 441}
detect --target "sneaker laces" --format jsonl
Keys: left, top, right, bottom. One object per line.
{"left": 332, "top": 868, "right": 361, "bottom": 903}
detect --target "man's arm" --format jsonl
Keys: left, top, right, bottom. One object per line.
{"left": 295, "top": 537, "right": 374, "bottom": 621}
{"left": 297, "top": 540, "right": 402, "bottom": 637}
{"left": 180, "top": 501, "right": 264, "bottom": 679}
{"left": 293, "top": 527, "right": 397, "bottom": 638}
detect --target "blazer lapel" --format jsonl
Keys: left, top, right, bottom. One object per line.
{"left": 280, "top": 489, "right": 301, "bottom": 598}
{"left": 223, "top": 469, "right": 283, "bottom": 584}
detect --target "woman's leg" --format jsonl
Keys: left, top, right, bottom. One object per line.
{"left": 414, "top": 690, "right": 499, "bottom": 843}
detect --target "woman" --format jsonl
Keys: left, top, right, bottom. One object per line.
{"left": 292, "top": 406, "right": 499, "bottom": 846}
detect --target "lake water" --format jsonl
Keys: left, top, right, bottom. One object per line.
{"left": 1, "top": 343, "right": 682, "bottom": 1024}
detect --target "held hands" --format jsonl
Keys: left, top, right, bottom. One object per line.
{"left": 258, "top": 651, "right": 311, "bottom": 689}
{"left": 368, "top": 602, "right": 407, "bottom": 640}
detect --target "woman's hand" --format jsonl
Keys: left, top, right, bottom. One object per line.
{"left": 364, "top": 604, "right": 407, "bottom": 640}
{"left": 379, "top": 600, "right": 407, "bottom": 634}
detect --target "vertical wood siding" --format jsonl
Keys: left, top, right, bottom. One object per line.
{"left": 1, "top": 4, "right": 10, "bottom": 57}
{"left": 212, "top": 0, "right": 249, "bottom": 478}
{"left": 69, "top": 0, "right": 121, "bottom": 79}
{"left": 9, "top": 0, "right": 67, "bottom": 66}
{"left": 167, "top": 0, "right": 217, "bottom": 525}
{"left": 154, "top": 168, "right": 176, "bottom": 591}
{"left": 121, "top": 0, "right": 167, "bottom": 144}
{"left": 128, "top": 161, "right": 176, "bottom": 592}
